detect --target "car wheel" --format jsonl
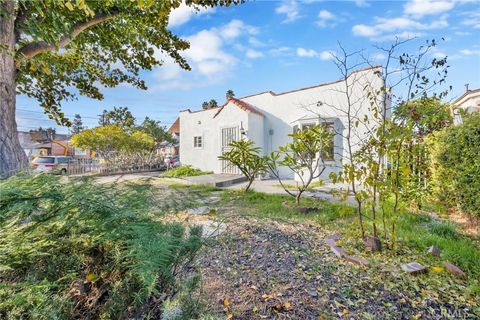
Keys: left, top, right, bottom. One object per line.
{"left": 61, "top": 168, "right": 67, "bottom": 175}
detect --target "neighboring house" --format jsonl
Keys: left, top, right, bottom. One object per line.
{"left": 18, "top": 131, "right": 92, "bottom": 159}
{"left": 168, "top": 117, "right": 180, "bottom": 141}
{"left": 451, "top": 86, "right": 480, "bottom": 125}
{"left": 179, "top": 66, "right": 387, "bottom": 181}
{"left": 163, "top": 117, "right": 180, "bottom": 156}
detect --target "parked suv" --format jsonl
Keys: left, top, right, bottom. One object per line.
{"left": 32, "top": 156, "right": 74, "bottom": 174}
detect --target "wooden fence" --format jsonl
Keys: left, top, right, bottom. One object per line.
{"left": 66, "top": 159, "right": 166, "bottom": 176}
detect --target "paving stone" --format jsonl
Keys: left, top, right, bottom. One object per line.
{"left": 330, "top": 245, "right": 346, "bottom": 258}
{"left": 344, "top": 255, "right": 369, "bottom": 267}
{"left": 308, "top": 290, "right": 318, "bottom": 298}
{"left": 200, "top": 197, "right": 221, "bottom": 204}
{"left": 401, "top": 262, "right": 427, "bottom": 275}
{"left": 364, "top": 236, "right": 382, "bottom": 252}
{"left": 187, "top": 206, "right": 210, "bottom": 215}
{"left": 326, "top": 232, "right": 341, "bottom": 241}
{"left": 324, "top": 238, "right": 337, "bottom": 247}
{"left": 427, "top": 245, "right": 441, "bottom": 257}
{"left": 443, "top": 261, "right": 467, "bottom": 279}
{"left": 194, "top": 220, "right": 226, "bottom": 238}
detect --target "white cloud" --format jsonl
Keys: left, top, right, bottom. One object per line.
{"left": 168, "top": 2, "right": 215, "bottom": 28}
{"left": 404, "top": 0, "right": 455, "bottom": 18}
{"left": 319, "top": 50, "right": 334, "bottom": 60}
{"left": 246, "top": 49, "right": 264, "bottom": 59}
{"left": 317, "top": 10, "right": 336, "bottom": 28}
{"left": 461, "top": 9, "right": 480, "bottom": 28}
{"left": 153, "top": 19, "right": 259, "bottom": 89}
{"left": 430, "top": 47, "right": 448, "bottom": 59}
{"left": 276, "top": 0, "right": 300, "bottom": 23}
{"left": 318, "top": 10, "right": 334, "bottom": 20}
{"left": 352, "top": 16, "right": 448, "bottom": 40}
{"left": 297, "top": 47, "right": 318, "bottom": 57}
{"left": 269, "top": 46, "right": 292, "bottom": 56}
{"left": 296, "top": 48, "right": 333, "bottom": 60}
{"left": 460, "top": 49, "right": 480, "bottom": 56}
{"left": 248, "top": 37, "right": 265, "bottom": 47}
{"left": 220, "top": 19, "right": 258, "bottom": 40}
{"left": 354, "top": 0, "right": 370, "bottom": 7}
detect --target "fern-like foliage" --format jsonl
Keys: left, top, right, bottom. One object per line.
{"left": 0, "top": 174, "right": 202, "bottom": 319}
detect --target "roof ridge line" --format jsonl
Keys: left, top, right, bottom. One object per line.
{"left": 238, "top": 65, "right": 382, "bottom": 100}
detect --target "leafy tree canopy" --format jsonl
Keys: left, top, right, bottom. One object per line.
{"left": 394, "top": 97, "right": 452, "bottom": 138}
{"left": 139, "top": 116, "right": 173, "bottom": 145}
{"left": 226, "top": 89, "right": 235, "bottom": 99}
{"left": 100, "top": 106, "right": 135, "bottom": 129}
{"left": 202, "top": 99, "right": 219, "bottom": 110}
{"left": 70, "top": 113, "right": 85, "bottom": 134}
{"left": 9, "top": 0, "right": 240, "bottom": 125}
{"left": 71, "top": 124, "right": 155, "bottom": 162}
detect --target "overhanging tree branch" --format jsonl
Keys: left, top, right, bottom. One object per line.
{"left": 15, "top": 10, "right": 119, "bottom": 66}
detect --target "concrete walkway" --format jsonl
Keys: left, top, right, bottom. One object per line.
{"left": 225, "top": 179, "right": 355, "bottom": 204}
{"left": 182, "top": 173, "right": 247, "bottom": 187}
{"left": 93, "top": 172, "right": 354, "bottom": 204}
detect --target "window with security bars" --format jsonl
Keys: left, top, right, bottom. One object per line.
{"left": 321, "top": 123, "right": 334, "bottom": 161}
{"left": 194, "top": 136, "right": 202, "bottom": 148}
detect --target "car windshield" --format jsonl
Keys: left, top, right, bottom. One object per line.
{"left": 33, "top": 157, "right": 55, "bottom": 164}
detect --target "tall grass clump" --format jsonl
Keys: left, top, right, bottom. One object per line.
{"left": 0, "top": 174, "right": 202, "bottom": 319}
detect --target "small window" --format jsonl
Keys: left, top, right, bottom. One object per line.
{"left": 321, "top": 123, "right": 335, "bottom": 161}
{"left": 33, "top": 157, "right": 55, "bottom": 164}
{"left": 194, "top": 136, "right": 203, "bottom": 148}
{"left": 301, "top": 123, "right": 316, "bottom": 130}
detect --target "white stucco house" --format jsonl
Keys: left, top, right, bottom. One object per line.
{"left": 451, "top": 87, "right": 480, "bottom": 125}
{"left": 179, "top": 66, "right": 387, "bottom": 181}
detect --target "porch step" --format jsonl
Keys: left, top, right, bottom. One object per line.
{"left": 183, "top": 174, "right": 247, "bottom": 187}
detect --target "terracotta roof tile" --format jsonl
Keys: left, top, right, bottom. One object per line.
{"left": 213, "top": 98, "right": 264, "bottom": 118}
{"left": 168, "top": 117, "right": 180, "bottom": 134}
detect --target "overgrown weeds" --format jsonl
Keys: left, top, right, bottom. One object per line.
{"left": 0, "top": 174, "right": 204, "bottom": 319}
{"left": 221, "top": 189, "right": 480, "bottom": 283}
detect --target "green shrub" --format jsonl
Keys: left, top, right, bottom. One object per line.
{"left": 432, "top": 113, "right": 480, "bottom": 219}
{"left": 0, "top": 174, "right": 202, "bottom": 319}
{"left": 161, "top": 165, "right": 211, "bottom": 178}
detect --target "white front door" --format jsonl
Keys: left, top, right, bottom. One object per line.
{"left": 221, "top": 126, "right": 240, "bottom": 174}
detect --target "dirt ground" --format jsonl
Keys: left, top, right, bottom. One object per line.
{"left": 192, "top": 214, "right": 478, "bottom": 319}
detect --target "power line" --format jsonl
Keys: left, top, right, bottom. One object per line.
{"left": 16, "top": 108, "right": 175, "bottom": 124}
{"left": 16, "top": 108, "right": 100, "bottom": 120}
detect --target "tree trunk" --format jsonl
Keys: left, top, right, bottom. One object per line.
{"left": 1, "top": 1, "right": 28, "bottom": 178}
{"left": 244, "top": 177, "right": 254, "bottom": 192}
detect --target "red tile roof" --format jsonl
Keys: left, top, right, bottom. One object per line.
{"left": 213, "top": 97, "right": 264, "bottom": 118}
{"left": 168, "top": 117, "right": 180, "bottom": 134}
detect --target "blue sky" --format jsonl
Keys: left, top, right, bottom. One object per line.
{"left": 17, "top": 0, "right": 480, "bottom": 133}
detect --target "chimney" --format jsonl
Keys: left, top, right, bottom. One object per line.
{"left": 465, "top": 83, "right": 470, "bottom": 92}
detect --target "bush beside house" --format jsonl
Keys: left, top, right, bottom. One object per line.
{"left": 432, "top": 113, "right": 480, "bottom": 219}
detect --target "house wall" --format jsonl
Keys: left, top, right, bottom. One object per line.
{"left": 179, "top": 104, "right": 250, "bottom": 173}
{"left": 241, "top": 67, "right": 385, "bottom": 180}
{"left": 453, "top": 90, "right": 480, "bottom": 125}
{"left": 179, "top": 67, "right": 386, "bottom": 181}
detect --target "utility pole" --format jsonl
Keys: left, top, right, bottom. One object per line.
{"left": 98, "top": 113, "right": 106, "bottom": 126}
